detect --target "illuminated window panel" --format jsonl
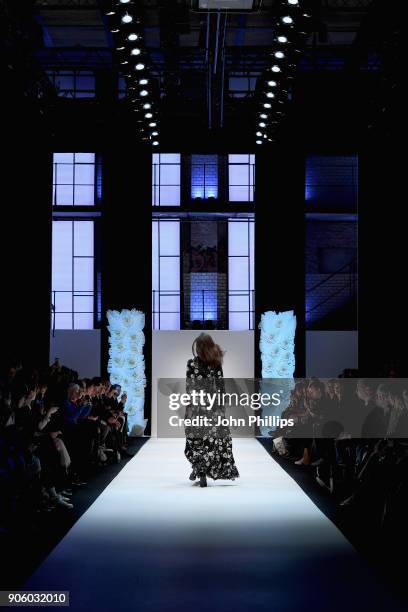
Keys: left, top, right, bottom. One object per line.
{"left": 51, "top": 220, "right": 95, "bottom": 330}
{"left": 228, "top": 218, "right": 255, "bottom": 330}
{"left": 228, "top": 154, "right": 255, "bottom": 202}
{"left": 152, "top": 154, "right": 181, "bottom": 206}
{"left": 53, "top": 153, "right": 96, "bottom": 206}
{"left": 152, "top": 219, "right": 180, "bottom": 329}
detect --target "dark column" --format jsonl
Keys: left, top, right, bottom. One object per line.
{"left": 255, "top": 147, "right": 306, "bottom": 378}
{"left": 101, "top": 144, "right": 152, "bottom": 431}
{"left": 1, "top": 124, "right": 52, "bottom": 370}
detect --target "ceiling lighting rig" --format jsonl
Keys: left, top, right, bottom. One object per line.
{"left": 105, "top": 0, "right": 160, "bottom": 147}
{"left": 254, "top": 0, "right": 313, "bottom": 145}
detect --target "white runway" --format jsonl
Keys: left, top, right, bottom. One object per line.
{"left": 25, "top": 438, "right": 404, "bottom": 611}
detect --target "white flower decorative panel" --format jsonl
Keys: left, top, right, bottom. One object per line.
{"left": 107, "top": 309, "right": 146, "bottom": 435}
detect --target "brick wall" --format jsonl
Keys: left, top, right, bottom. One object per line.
{"left": 191, "top": 155, "right": 218, "bottom": 199}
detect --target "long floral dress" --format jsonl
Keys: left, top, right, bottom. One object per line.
{"left": 184, "top": 357, "right": 239, "bottom": 481}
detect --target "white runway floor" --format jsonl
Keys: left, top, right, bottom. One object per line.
{"left": 25, "top": 438, "right": 404, "bottom": 611}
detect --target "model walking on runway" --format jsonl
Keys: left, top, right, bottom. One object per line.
{"left": 184, "top": 333, "right": 239, "bottom": 487}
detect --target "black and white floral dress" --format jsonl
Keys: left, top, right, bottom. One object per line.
{"left": 184, "top": 357, "right": 239, "bottom": 481}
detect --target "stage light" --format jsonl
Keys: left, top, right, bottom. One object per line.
{"left": 111, "top": 28, "right": 119, "bottom": 33}
{"left": 274, "top": 51, "right": 285, "bottom": 59}
{"left": 127, "top": 33, "right": 139, "bottom": 41}
{"left": 120, "top": 60, "right": 129, "bottom": 65}
{"left": 119, "top": 0, "right": 131, "bottom": 3}
{"left": 287, "top": 0, "right": 299, "bottom": 4}
{"left": 143, "top": 102, "right": 151, "bottom": 109}
{"left": 266, "top": 92, "right": 275, "bottom": 98}
{"left": 260, "top": 113, "right": 268, "bottom": 118}
{"left": 135, "top": 63, "right": 145, "bottom": 70}
{"left": 139, "top": 78, "right": 148, "bottom": 85}
{"left": 271, "top": 65, "right": 281, "bottom": 72}
{"left": 149, "top": 122, "right": 157, "bottom": 127}
{"left": 139, "top": 89, "right": 148, "bottom": 96}
{"left": 259, "top": 122, "right": 266, "bottom": 127}
{"left": 256, "top": 140, "right": 263, "bottom": 145}
{"left": 106, "top": 11, "right": 115, "bottom": 16}
{"left": 131, "top": 48, "right": 141, "bottom": 56}
{"left": 151, "top": 131, "right": 159, "bottom": 136}
{"left": 282, "top": 16, "right": 293, "bottom": 24}
{"left": 263, "top": 102, "right": 272, "bottom": 108}
{"left": 121, "top": 13, "right": 133, "bottom": 24}
{"left": 152, "top": 141, "right": 159, "bottom": 146}
{"left": 267, "top": 80, "right": 277, "bottom": 87}
{"left": 116, "top": 46, "right": 125, "bottom": 51}
{"left": 277, "top": 35, "right": 288, "bottom": 43}
{"left": 145, "top": 113, "right": 153, "bottom": 118}
{"left": 256, "top": 131, "right": 263, "bottom": 137}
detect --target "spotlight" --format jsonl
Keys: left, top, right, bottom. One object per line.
{"left": 121, "top": 14, "right": 133, "bottom": 24}
{"left": 266, "top": 92, "right": 275, "bottom": 98}
{"left": 274, "top": 51, "right": 285, "bottom": 59}
{"left": 120, "top": 60, "right": 129, "bottom": 65}
{"left": 116, "top": 46, "right": 125, "bottom": 51}
{"left": 139, "top": 89, "right": 149, "bottom": 96}
{"left": 151, "top": 131, "right": 159, "bottom": 136}
{"left": 263, "top": 103, "right": 272, "bottom": 108}
{"left": 152, "top": 141, "right": 159, "bottom": 146}
{"left": 145, "top": 113, "right": 153, "bottom": 118}
{"left": 260, "top": 113, "right": 268, "bottom": 119}
{"left": 111, "top": 28, "right": 119, "bottom": 33}
{"left": 267, "top": 80, "right": 277, "bottom": 87}
{"left": 139, "top": 78, "right": 148, "bottom": 85}
{"left": 119, "top": 0, "right": 131, "bottom": 3}
{"left": 256, "top": 140, "right": 263, "bottom": 145}
{"left": 127, "top": 33, "right": 139, "bottom": 41}
{"left": 135, "top": 63, "right": 145, "bottom": 70}
{"left": 149, "top": 122, "right": 157, "bottom": 127}
{"left": 287, "top": 0, "right": 299, "bottom": 4}
{"left": 130, "top": 48, "right": 141, "bottom": 56}
{"left": 277, "top": 35, "right": 288, "bottom": 43}
{"left": 106, "top": 11, "right": 115, "bottom": 16}
{"left": 143, "top": 103, "right": 151, "bottom": 109}
{"left": 256, "top": 131, "right": 263, "bottom": 137}
{"left": 271, "top": 65, "right": 281, "bottom": 72}
{"left": 259, "top": 122, "right": 266, "bottom": 127}
{"left": 282, "top": 16, "right": 293, "bottom": 24}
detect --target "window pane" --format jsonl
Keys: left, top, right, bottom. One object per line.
{"left": 229, "top": 294, "right": 249, "bottom": 312}
{"left": 74, "top": 185, "right": 94, "bottom": 206}
{"left": 229, "top": 313, "right": 249, "bottom": 331}
{"left": 229, "top": 222, "right": 248, "bottom": 256}
{"left": 74, "top": 295, "right": 93, "bottom": 313}
{"left": 54, "top": 313, "right": 73, "bottom": 330}
{"left": 229, "top": 165, "right": 250, "bottom": 186}
{"left": 159, "top": 257, "right": 180, "bottom": 291}
{"left": 74, "top": 221, "right": 94, "bottom": 257}
{"left": 159, "top": 313, "right": 179, "bottom": 330}
{"left": 74, "top": 258, "right": 94, "bottom": 291}
{"left": 74, "top": 313, "right": 94, "bottom": 330}
{"left": 159, "top": 295, "right": 180, "bottom": 313}
{"left": 56, "top": 163, "right": 74, "bottom": 185}
{"left": 229, "top": 257, "right": 249, "bottom": 291}
{"left": 75, "top": 163, "right": 94, "bottom": 185}
{"left": 54, "top": 292, "right": 72, "bottom": 313}
{"left": 54, "top": 153, "right": 74, "bottom": 163}
{"left": 55, "top": 185, "right": 73, "bottom": 206}
{"left": 75, "top": 153, "right": 95, "bottom": 163}
{"left": 158, "top": 221, "right": 179, "bottom": 256}
{"left": 52, "top": 221, "right": 72, "bottom": 291}
{"left": 160, "top": 164, "right": 180, "bottom": 185}
{"left": 159, "top": 186, "right": 180, "bottom": 206}
{"left": 152, "top": 221, "right": 159, "bottom": 291}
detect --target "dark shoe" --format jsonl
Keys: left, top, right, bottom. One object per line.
{"left": 199, "top": 475, "right": 207, "bottom": 488}
{"left": 189, "top": 471, "right": 196, "bottom": 481}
